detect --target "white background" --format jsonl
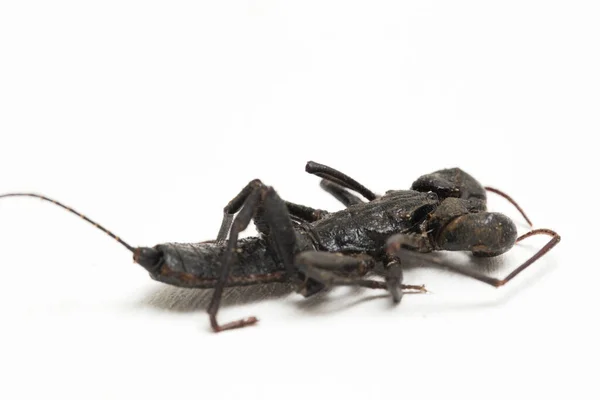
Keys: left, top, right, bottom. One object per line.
{"left": 0, "top": 1, "right": 597, "bottom": 399}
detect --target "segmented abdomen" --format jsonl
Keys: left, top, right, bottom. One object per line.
{"left": 150, "top": 237, "right": 286, "bottom": 288}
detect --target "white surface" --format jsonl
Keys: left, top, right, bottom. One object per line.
{"left": 0, "top": 1, "right": 597, "bottom": 399}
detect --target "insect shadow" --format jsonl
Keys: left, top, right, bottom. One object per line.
{"left": 140, "top": 278, "right": 391, "bottom": 315}
{"left": 141, "top": 282, "right": 296, "bottom": 314}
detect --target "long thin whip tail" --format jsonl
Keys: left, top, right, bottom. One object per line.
{"left": 0, "top": 193, "right": 135, "bottom": 253}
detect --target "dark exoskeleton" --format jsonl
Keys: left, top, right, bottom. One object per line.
{"left": 0, "top": 162, "right": 560, "bottom": 332}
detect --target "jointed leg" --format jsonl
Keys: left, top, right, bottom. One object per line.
{"left": 319, "top": 179, "right": 364, "bottom": 207}
{"left": 216, "top": 179, "right": 262, "bottom": 244}
{"left": 386, "top": 229, "right": 561, "bottom": 288}
{"left": 216, "top": 179, "right": 327, "bottom": 244}
{"left": 284, "top": 201, "right": 329, "bottom": 223}
{"left": 503, "top": 229, "right": 561, "bottom": 286}
{"left": 306, "top": 161, "right": 378, "bottom": 201}
{"left": 208, "top": 187, "right": 262, "bottom": 332}
{"left": 383, "top": 256, "right": 403, "bottom": 303}
{"left": 295, "top": 251, "right": 426, "bottom": 299}
{"left": 296, "top": 251, "right": 374, "bottom": 276}
{"left": 208, "top": 185, "right": 303, "bottom": 332}
{"left": 383, "top": 233, "right": 435, "bottom": 302}
{"left": 217, "top": 162, "right": 373, "bottom": 243}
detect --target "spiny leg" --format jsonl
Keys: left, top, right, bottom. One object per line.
{"left": 295, "top": 251, "right": 426, "bottom": 299}
{"left": 305, "top": 161, "right": 378, "bottom": 201}
{"left": 485, "top": 186, "right": 533, "bottom": 227}
{"left": 319, "top": 179, "right": 364, "bottom": 207}
{"left": 386, "top": 229, "right": 560, "bottom": 288}
{"left": 208, "top": 185, "right": 303, "bottom": 332}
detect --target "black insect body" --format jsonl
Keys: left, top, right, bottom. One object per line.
{"left": 0, "top": 162, "right": 560, "bottom": 332}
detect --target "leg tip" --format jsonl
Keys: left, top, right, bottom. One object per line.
{"left": 210, "top": 316, "right": 259, "bottom": 333}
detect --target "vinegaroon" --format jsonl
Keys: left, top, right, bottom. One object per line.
{"left": 0, "top": 162, "right": 560, "bottom": 332}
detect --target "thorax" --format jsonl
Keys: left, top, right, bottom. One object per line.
{"left": 309, "top": 190, "right": 438, "bottom": 255}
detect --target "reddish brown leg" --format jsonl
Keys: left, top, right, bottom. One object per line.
{"left": 501, "top": 228, "right": 562, "bottom": 285}
{"left": 485, "top": 186, "right": 533, "bottom": 227}
{"left": 386, "top": 229, "right": 561, "bottom": 288}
